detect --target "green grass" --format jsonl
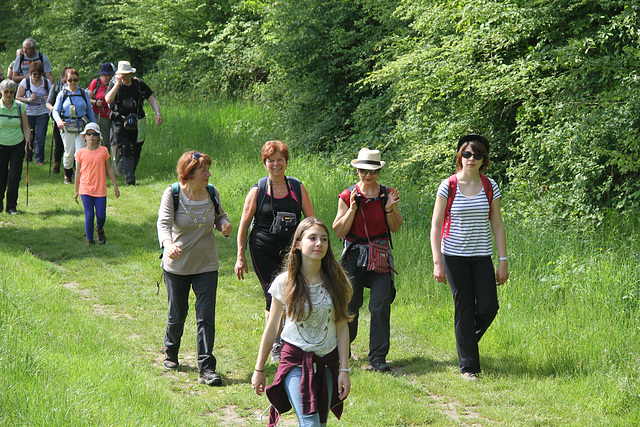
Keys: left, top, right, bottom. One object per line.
{"left": 1, "top": 100, "right": 639, "bottom": 426}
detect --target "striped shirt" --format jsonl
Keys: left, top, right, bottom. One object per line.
{"left": 437, "top": 177, "right": 501, "bottom": 257}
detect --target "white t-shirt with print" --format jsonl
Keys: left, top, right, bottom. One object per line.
{"left": 269, "top": 272, "right": 337, "bottom": 357}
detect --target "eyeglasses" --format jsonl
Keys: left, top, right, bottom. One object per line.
{"left": 85, "top": 132, "right": 99, "bottom": 137}
{"left": 3, "top": 90, "right": 15, "bottom": 94}
{"left": 31, "top": 73, "right": 42, "bottom": 77}
{"left": 192, "top": 152, "right": 202, "bottom": 160}
{"left": 357, "top": 169, "right": 380, "bottom": 175}
{"left": 67, "top": 78, "right": 79, "bottom": 82}
{"left": 461, "top": 151, "right": 484, "bottom": 161}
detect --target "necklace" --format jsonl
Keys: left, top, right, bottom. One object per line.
{"left": 179, "top": 197, "right": 212, "bottom": 228}
{"left": 270, "top": 179, "right": 288, "bottom": 197}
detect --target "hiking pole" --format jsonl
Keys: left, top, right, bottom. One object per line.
{"left": 25, "top": 153, "right": 29, "bottom": 207}
{"left": 48, "top": 128, "right": 54, "bottom": 176}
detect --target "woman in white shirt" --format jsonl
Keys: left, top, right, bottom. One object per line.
{"left": 430, "top": 134, "right": 509, "bottom": 381}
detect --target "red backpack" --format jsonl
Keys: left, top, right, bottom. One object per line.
{"left": 441, "top": 174, "right": 493, "bottom": 239}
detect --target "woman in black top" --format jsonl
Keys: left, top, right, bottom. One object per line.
{"left": 235, "top": 140, "right": 314, "bottom": 360}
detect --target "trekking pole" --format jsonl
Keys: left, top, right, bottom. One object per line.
{"left": 25, "top": 154, "right": 29, "bottom": 207}
{"left": 48, "top": 128, "right": 54, "bottom": 176}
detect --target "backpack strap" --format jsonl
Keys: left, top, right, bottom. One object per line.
{"left": 347, "top": 184, "right": 393, "bottom": 248}
{"left": 255, "top": 176, "right": 302, "bottom": 216}
{"left": 171, "top": 182, "right": 220, "bottom": 217}
{"left": 441, "top": 173, "right": 493, "bottom": 239}
{"left": 441, "top": 174, "right": 457, "bottom": 239}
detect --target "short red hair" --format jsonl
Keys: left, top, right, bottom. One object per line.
{"left": 261, "top": 140, "right": 289, "bottom": 164}
{"left": 177, "top": 151, "right": 212, "bottom": 183}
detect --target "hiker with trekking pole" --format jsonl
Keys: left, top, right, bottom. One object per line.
{"left": 0, "top": 79, "right": 31, "bottom": 214}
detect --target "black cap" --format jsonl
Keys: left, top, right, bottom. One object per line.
{"left": 457, "top": 134, "right": 489, "bottom": 152}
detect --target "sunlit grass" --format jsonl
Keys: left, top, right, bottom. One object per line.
{"left": 1, "top": 100, "right": 639, "bottom": 425}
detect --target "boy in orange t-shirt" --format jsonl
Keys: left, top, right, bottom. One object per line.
{"left": 75, "top": 122, "right": 119, "bottom": 245}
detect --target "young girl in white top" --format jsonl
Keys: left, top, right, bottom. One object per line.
{"left": 252, "top": 217, "right": 353, "bottom": 427}
{"left": 430, "top": 134, "right": 509, "bottom": 381}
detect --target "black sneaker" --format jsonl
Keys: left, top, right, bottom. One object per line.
{"left": 370, "top": 359, "right": 391, "bottom": 372}
{"left": 198, "top": 370, "right": 222, "bottom": 386}
{"left": 163, "top": 359, "right": 179, "bottom": 371}
{"left": 96, "top": 227, "right": 106, "bottom": 244}
{"left": 6, "top": 208, "right": 19, "bottom": 215}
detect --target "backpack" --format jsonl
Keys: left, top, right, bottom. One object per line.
{"left": 0, "top": 103, "right": 23, "bottom": 129}
{"left": 346, "top": 183, "right": 394, "bottom": 249}
{"left": 24, "top": 76, "right": 50, "bottom": 95}
{"left": 113, "top": 78, "right": 144, "bottom": 116}
{"left": 441, "top": 173, "right": 493, "bottom": 239}
{"left": 255, "top": 176, "right": 303, "bottom": 217}
{"left": 170, "top": 182, "right": 220, "bottom": 217}
{"left": 60, "top": 88, "right": 90, "bottom": 119}
{"left": 17, "top": 52, "right": 44, "bottom": 76}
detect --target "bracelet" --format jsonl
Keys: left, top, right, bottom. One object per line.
{"left": 499, "top": 256, "right": 508, "bottom": 261}
{"left": 384, "top": 209, "right": 393, "bottom": 214}
{"left": 155, "top": 112, "right": 162, "bottom": 116}
{"left": 255, "top": 368, "right": 264, "bottom": 372}
{"left": 339, "top": 368, "right": 351, "bottom": 373}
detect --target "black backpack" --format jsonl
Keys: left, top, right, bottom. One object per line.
{"left": 171, "top": 182, "right": 220, "bottom": 216}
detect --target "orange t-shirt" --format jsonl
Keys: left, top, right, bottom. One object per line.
{"left": 75, "top": 145, "right": 110, "bottom": 197}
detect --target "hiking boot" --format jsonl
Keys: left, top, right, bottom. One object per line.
{"left": 64, "top": 168, "right": 73, "bottom": 184}
{"left": 52, "top": 162, "right": 61, "bottom": 174}
{"left": 96, "top": 227, "right": 106, "bottom": 244}
{"left": 163, "top": 358, "right": 179, "bottom": 371}
{"left": 198, "top": 370, "right": 222, "bottom": 386}
{"left": 461, "top": 372, "right": 479, "bottom": 381}
{"left": 270, "top": 339, "right": 282, "bottom": 363}
{"left": 86, "top": 239, "right": 95, "bottom": 246}
{"left": 370, "top": 359, "right": 391, "bottom": 372}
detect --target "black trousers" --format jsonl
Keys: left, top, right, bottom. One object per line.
{"left": 442, "top": 255, "right": 499, "bottom": 374}
{"left": 341, "top": 246, "right": 396, "bottom": 363}
{"left": 113, "top": 116, "right": 143, "bottom": 184}
{"left": 0, "top": 141, "right": 25, "bottom": 211}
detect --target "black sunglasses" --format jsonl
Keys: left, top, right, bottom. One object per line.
{"left": 357, "top": 169, "right": 380, "bottom": 175}
{"left": 85, "top": 132, "right": 99, "bottom": 136}
{"left": 192, "top": 152, "right": 202, "bottom": 161}
{"left": 461, "top": 151, "right": 483, "bottom": 161}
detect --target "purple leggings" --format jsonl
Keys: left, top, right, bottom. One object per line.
{"left": 81, "top": 195, "right": 107, "bottom": 241}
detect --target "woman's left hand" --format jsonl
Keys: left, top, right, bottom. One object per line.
{"left": 385, "top": 187, "right": 400, "bottom": 211}
{"left": 220, "top": 222, "right": 232, "bottom": 237}
{"left": 496, "top": 262, "right": 509, "bottom": 285}
{"left": 337, "top": 371, "right": 351, "bottom": 400}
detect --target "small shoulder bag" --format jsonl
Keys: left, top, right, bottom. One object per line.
{"left": 360, "top": 206, "right": 390, "bottom": 274}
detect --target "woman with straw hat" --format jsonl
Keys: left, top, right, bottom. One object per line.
{"left": 333, "top": 148, "right": 403, "bottom": 372}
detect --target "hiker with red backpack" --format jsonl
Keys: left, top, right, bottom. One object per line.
{"left": 87, "top": 63, "right": 115, "bottom": 156}
{"left": 430, "top": 134, "right": 509, "bottom": 381}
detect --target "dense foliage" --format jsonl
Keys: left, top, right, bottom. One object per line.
{"left": 2, "top": 0, "right": 639, "bottom": 222}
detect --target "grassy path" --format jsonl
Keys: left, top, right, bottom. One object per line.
{"left": 1, "top": 101, "right": 639, "bottom": 426}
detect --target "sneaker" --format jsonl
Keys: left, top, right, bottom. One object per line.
{"left": 461, "top": 372, "right": 479, "bottom": 381}
{"left": 96, "top": 228, "right": 106, "bottom": 244}
{"left": 163, "top": 359, "right": 179, "bottom": 371}
{"left": 198, "top": 370, "right": 222, "bottom": 386}
{"left": 64, "top": 176, "right": 72, "bottom": 184}
{"left": 370, "top": 359, "right": 391, "bottom": 372}
{"left": 86, "top": 240, "right": 95, "bottom": 246}
{"left": 270, "top": 340, "right": 282, "bottom": 363}
{"left": 6, "top": 208, "right": 19, "bottom": 215}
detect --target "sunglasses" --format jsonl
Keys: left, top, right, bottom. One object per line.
{"left": 192, "top": 151, "right": 202, "bottom": 160}
{"left": 3, "top": 90, "right": 15, "bottom": 94}
{"left": 67, "top": 78, "right": 79, "bottom": 82}
{"left": 31, "top": 73, "right": 42, "bottom": 77}
{"left": 461, "top": 151, "right": 484, "bottom": 161}
{"left": 85, "top": 132, "right": 99, "bottom": 137}
{"left": 357, "top": 169, "right": 380, "bottom": 175}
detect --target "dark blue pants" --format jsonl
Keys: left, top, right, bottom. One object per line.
{"left": 163, "top": 270, "right": 219, "bottom": 373}
{"left": 342, "top": 247, "right": 396, "bottom": 363}
{"left": 80, "top": 195, "right": 106, "bottom": 241}
{"left": 443, "top": 255, "right": 499, "bottom": 374}
{"left": 28, "top": 113, "right": 49, "bottom": 163}
{"left": 0, "top": 141, "right": 25, "bottom": 211}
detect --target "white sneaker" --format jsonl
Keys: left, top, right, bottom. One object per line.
{"left": 461, "top": 372, "right": 479, "bottom": 381}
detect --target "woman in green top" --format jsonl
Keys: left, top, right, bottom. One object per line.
{"left": 0, "top": 79, "right": 31, "bottom": 214}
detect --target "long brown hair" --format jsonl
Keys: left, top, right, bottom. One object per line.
{"left": 282, "top": 218, "right": 353, "bottom": 324}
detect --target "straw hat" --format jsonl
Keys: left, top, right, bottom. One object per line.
{"left": 116, "top": 61, "right": 136, "bottom": 74}
{"left": 350, "top": 148, "right": 386, "bottom": 170}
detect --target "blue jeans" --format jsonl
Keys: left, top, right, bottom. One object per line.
{"left": 80, "top": 195, "right": 106, "bottom": 241}
{"left": 163, "top": 270, "right": 218, "bottom": 373}
{"left": 28, "top": 113, "right": 49, "bottom": 163}
{"left": 442, "top": 255, "right": 499, "bottom": 374}
{"left": 283, "top": 366, "right": 333, "bottom": 427}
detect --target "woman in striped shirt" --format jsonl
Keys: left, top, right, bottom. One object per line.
{"left": 430, "top": 134, "right": 509, "bottom": 381}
